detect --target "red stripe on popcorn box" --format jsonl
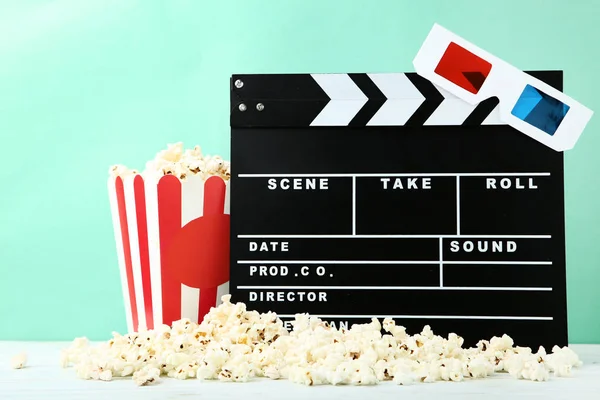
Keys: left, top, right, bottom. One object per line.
{"left": 108, "top": 174, "right": 230, "bottom": 333}
{"left": 157, "top": 176, "right": 182, "bottom": 326}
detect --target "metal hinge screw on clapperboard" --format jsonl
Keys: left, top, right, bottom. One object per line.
{"left": 228, "top": 24, "right": 593, "bottom": 350}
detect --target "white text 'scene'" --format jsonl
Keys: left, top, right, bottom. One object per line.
{"left": 267, "top": 178, "right": 329, "bottom": 190}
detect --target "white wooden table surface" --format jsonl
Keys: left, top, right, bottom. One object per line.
{"left": 1, "top": 342, "right": 599, "bottom": 400}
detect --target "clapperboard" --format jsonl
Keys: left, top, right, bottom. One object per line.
{"left": 228, "top": 70, "right": 567, "bottom": 350}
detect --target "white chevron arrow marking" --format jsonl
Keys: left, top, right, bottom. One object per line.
{"left": 482, "top": 104, "right": 504, "bottom": 125}
{"left": 366, "top": 73, "right": 425, "bottom": 126}
{"left": 310, "top": 74, "right": 368, "bottom": 126}
{"left": 424, "top": 85, "right": 477, "bottom": 126}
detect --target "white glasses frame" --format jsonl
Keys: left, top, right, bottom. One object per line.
{"left": 413, "top": 23, "right": 593, "bottom": 152}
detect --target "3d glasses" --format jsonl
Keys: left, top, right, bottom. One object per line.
{"left": 413, "top": 23, "right": 593, "bottom": 151}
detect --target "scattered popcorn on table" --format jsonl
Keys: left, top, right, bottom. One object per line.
{"left": 99, "top": 369, "right": 113, "bottom": 382}
{"left": 133, "top": 367, "right": 161, "bottom": 386}
{"left": 109, "top": 142, "right": 230, "bottom": 182}
{"left": 60, "top": 295, "right": 583, "bottom": 387}
{"left": 10, "top": 352, "right": 27, "bottom": 369}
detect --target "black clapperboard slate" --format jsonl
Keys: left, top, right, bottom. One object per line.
{"left": 229, "top": 71, "right": 567, "bottom": 350}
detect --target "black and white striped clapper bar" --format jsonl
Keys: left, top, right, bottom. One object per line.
{"left": 229, "top": 71, "right": 567, "bottom": 350}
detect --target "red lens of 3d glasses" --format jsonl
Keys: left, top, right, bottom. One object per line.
{"left": 434, "top": 42, "right": 492, "bottom": 94}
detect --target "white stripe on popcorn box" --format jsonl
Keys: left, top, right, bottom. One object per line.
{"left": 145, "top": 177, "right": 162, "bottom": 329}
{"left": 107, "top": 178, "right": 135, "bottom": 334}
{"left": 108, "top": 173, "right": 231, "bottom": 333}
{"left": 219, "top": 182, "right": 231, "bottom": 300}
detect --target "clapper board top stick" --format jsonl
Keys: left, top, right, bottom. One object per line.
{"left": 229, "top": 71, "right": 567, "bottom": 350}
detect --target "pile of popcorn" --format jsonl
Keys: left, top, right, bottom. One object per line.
{"left": 59, "top": 295, "right": 582, "bottom": 387}
{"left": 108, "top": 142, "right": 230, "bottom": 181}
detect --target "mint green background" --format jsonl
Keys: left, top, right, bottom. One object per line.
{"left": 0, "top": 0, "right": 598, "bottom": 343}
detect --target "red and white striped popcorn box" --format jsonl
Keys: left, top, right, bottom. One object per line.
{"left": 107, "top": 173, "right": 230, "bottom": 333}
